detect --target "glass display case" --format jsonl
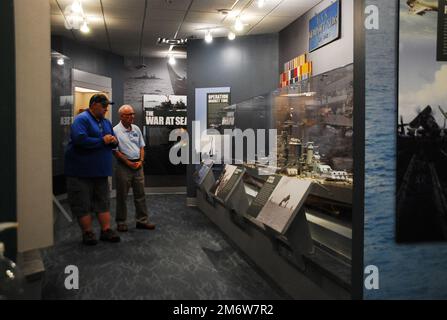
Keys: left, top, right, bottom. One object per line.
{"left": 195, "top": 64, "right": 354, "bottom": 297}
{"left": 233, "top": 64, "right": 353, "bottom": 175}
{"left": 246, "top": 63, "right": 352, "bottom": 278}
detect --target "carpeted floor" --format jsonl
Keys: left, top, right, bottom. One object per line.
{"left": 41, "top": 194, "right": 289, "bottom": 300}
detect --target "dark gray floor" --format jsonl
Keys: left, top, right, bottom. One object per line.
{"left": 42, "top": 194, "right": 289, "bottom": 300}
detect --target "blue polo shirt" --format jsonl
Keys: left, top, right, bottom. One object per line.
{"left": 65, "top": 111, "right": 116, "bottom": 177}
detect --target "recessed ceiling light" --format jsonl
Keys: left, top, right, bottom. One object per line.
{"left": 57, "top": 58, "right": 65, "bottom": 66}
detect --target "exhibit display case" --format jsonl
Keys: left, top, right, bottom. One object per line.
{"left": 195, "top": 64, "right": 354, "bottom": 299}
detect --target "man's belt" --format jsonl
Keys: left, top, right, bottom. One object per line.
{"left": 128, "top": 159, "right": 141, "bottom": 163}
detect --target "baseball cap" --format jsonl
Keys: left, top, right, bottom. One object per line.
{"left": 89, "top": 94, "right": 115, "bottom": 107}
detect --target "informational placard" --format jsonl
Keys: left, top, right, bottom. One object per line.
{"left": 255, "top": 177, "right": 313, "bottom": 235}
{"left": 211, "top": 165, "right": 244, "bottom": 202}
{"left": 207, "top": 93, "right": 231, "bottom": 131}
{"left": 438, "top": 0, "right": 447, "bottom": 61}
{"left": 195, "top": 161, "right": 214, "bottom": 186}
{"left": 246, "top": 175, "right": 282, "bottom": 218}
{"left": 309, "top": 0, "right": 341, "bottom": 52}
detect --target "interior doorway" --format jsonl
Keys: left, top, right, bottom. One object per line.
{"left": 72, "top": 69, "right": 113, "bottom": 122}
{"left": 74, "top": 87, "right": 112, "bottom": 121}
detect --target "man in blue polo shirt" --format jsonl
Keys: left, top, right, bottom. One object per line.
{"left": 65, "top": 94, "right": 121, "bottom": 245}
{"left": 113, "top": 105, "right": 156, "bottom": 232}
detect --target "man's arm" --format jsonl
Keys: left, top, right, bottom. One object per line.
{"left": 71, "top": 118, "right": 106, "bottom": 149}
{"left": 139, "top": 148, "right": 145, "bottom": 163}
{"left": 108, "top": 125, "right": 119, "bottom": 149}
{"left": 135, "top": 147, "right": 145, "bottom": 170}
{"left": 114, "top": 150, "right": 133, "bottom": 168}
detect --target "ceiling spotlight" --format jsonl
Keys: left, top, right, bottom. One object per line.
{"left": 228, "top": 31, "right": 236, "bottom": 41}
{"left": 80, "top": 20, "right": 90, "bottom": 33}
{"left": 257, "top": 0, "right": 266, "bottom": 8}
{"left": 64, "top": 1, "right": 93, "bottom": 32}
{"left": 71, "top": 1, "right": 83, "bottom": 14}
{"left": 57, "top": 58, "right": 65, "bottom": 66}
{"left": 205, "top": 30, "right": 213, "bottom": 43}
{"left": 235, "top": 17, "right": 244, "bottom": 32}
{"left": 168, "top": 55, "right": 176, "bottom": 65}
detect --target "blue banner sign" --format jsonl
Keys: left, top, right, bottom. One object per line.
{"left": 309, "top": 0, "right": 341, "bottom": 52}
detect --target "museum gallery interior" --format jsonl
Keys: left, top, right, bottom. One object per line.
{"left": 0, "top": 0, "right": 367, "bottom": 300}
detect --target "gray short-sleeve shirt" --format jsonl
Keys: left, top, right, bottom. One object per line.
{"left": 114, "top": 122, "right": 145, "bottom": 160}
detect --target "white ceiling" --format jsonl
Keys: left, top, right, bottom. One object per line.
{"left": 51, "top": 0, "right": 321, "bottom": 59}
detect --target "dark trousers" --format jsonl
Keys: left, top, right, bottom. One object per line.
{"left": 115, "top": 162, "right": 148, "bottom": 224}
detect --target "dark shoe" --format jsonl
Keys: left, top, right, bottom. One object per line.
{"left": 82, "top": 231, "right": 98, "bottom": 246}
{"left": 100, "top": 229, "right": 121, "bottom": 243}
{"left": 136, "top": 221, "right": 156, "bottom": 230}
{"left": 117, "top": 223, "right": 128, "bottom": 232}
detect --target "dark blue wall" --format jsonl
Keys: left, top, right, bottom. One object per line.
{"left": 186, "top": 34, "right": 279, "bottom": 198}
{"left": 51, "top": 35, "right": 125, "bottom": 125}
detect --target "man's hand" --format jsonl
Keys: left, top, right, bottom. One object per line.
{"left": 103, "top": 135, "right": 117, "bottom": 145}
{"left": 126, "top": 160, "right": 143, "bottom": 170}
{"left": 135, "top": 161, "right": 143, "bottom": 169}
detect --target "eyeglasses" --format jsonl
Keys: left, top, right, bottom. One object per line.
{"left": 122, "top": 113, "right": 135, "bottom": 116}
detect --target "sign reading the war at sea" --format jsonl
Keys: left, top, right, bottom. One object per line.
{"left": 207, "top": 93, "right": 231, "bottom": 132}
{"left": 438, "top": 0, "right": 447, "bottom": 60}
{"left": 397, "top": 0, "right": 447, "bottom": 242}
{"left": 309, "top": 0, "right": 341, "bottom": 52}
{"left": 144, "top": 109, "right": 187, "bottom": 126}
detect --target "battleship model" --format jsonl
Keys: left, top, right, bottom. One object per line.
{"left": 397, "top": 105, "right": 447, "bottom": 242}
{"left": 242, "top": 134, "right": 352, "bottom": 219}
{"left": 131, "top": 72, "right": 162, "bottom": 80}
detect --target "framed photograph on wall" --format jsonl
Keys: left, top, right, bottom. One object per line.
{"left": 397, "top": 0, "right": 447, "bottom": 242}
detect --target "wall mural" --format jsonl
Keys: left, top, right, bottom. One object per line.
{"left": 124, "top": 57, "right": 187, "bottom": 111}
{"left": 123, "top": 57, "right": 187, "bottom": 177}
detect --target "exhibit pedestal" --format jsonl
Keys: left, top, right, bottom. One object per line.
{"left": 196, "top": 189, "right": 350, "bottom": 299}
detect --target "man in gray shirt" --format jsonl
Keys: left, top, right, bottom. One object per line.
{"left": 113, "top": 105, "right": 155, "bottom": 232}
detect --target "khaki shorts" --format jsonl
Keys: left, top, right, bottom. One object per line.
{"left": 67, "top": 177, "right": 110, "bottom": 218}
